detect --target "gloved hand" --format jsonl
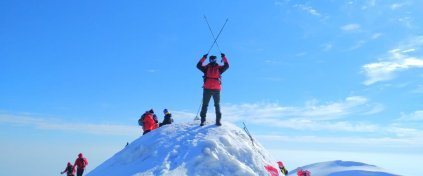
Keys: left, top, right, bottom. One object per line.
{"left": 203, "top": 54, "right": 208, "bottom": 58}
{"left": 221, "top": 53, "right": 225, "bottom": 57}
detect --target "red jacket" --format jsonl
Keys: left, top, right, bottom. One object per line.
{"left": 141, "top": 112, "right": 158, "bottom": 131}
{"left": 297, "top": 169, "right": 311, "bottom": 176}
{"left": 74, "top": 156, "right": 88, "bottom": 170}
{"left": 196, "top": 56, "right": 229, "bottom": 90}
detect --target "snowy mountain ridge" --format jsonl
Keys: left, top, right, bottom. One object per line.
{"left": 87, "top": 122, "right": 277, "bottom": 176}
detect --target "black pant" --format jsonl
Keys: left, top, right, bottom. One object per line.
{"left": 77, "top": 169, "right": 84, "bottom": 176}
{"left": 200, "top": 89, "right": 221, "bottom": 123}
{"left": 143, "top": 130, "right": 151, "bottom": 135}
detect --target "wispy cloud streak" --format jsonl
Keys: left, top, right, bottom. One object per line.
{"left": 223, "top": 96, "right": 374, "bottom": 122}
{"left": 399, "top": 110, "right": 423, "bottom": 121}
{"left": 257, "top": 134, "right": 421, "bottom": 146}
{"left": 362, "top": 36, "right": 423, "bottom": 85}
{"left": 0, "top": 114, "right": 139, "bottom": 136}
{"left": 295, "top": 4, "right": 321, "bottom": 17}
{"left": 341, "top": 24, "right": 361, "bottom": 32}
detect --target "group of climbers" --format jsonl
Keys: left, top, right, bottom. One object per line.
{"left": 266, "top": 161, "right": 311, "bottom": 176}
{"left": 138, "top": 108, "right": 173, "bottom": 135}
{"left": 58, "top": 51, "right": 311, "bottom": 176}
{"left": 60, "top": 153, "right": 88, "bottom": 176}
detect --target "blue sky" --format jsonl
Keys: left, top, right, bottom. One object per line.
{"left": 1, "top": 0, "right": 422, "bottom": 175}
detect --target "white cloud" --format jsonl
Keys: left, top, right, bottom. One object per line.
{"left": 257, "top": 134, "right": 419, "bottom": 146}
{"left": 363, "top": 103, "right": 384, "bottom": 115}
{"left": 295, "top": 4, "right": 321, "bottom": 17}
{"left": 171, "top": 110, "right": 198, "bottom": 121}
{"left": 362, "top": 46, "right": 423, "bottom": 85}
{"left": 274, "top": 0, "right": 289, "bottom": 6}
{"left": 390, "top": 3, "right": 406, "bottom": 10}
{"left": 321, "top": 43, "right": 333, "bottom": 51}
{"left": 399, "top": 111, "right": 423, "bottom": 121}
{"left": 256, "top": 125, "right": 423, "bottom": 147}
{"left": 387, "top": 126, "right": 423, "bottom": 138}
{"left": 264, "top": 77, "right": 283, "bottom": 82}
{"left": 222, "top": 96, "right": 368, "bottom": 120}
{"left": 295, "top": 52, "right": 307, "bottom": 57}
{"left": 0, "top": 110, "right": 205, "bottom": 135}
{"left": 0, "top": 114, "right": 139, "bottom": 136}
{"left": 341, "top": 23, "right": 361, "bottom": 32}
{"left": 349, "top": 40, "right": 366, "bottom": 50}
{"left": 411, "top": 84, "right": 423, "bottom": 93}
{"left": 389, "top": 1, "right": 411, "bottom": 10}
{"left": 253, "top": 118, "right": 379, "bottom": 132}
{"left": 361, "top": 0, "right": 377, "bottom": 10}
{"left": 219, "top": 96, "right": 382, "bottom": 131}
{"left": 146, "top": 69, "right": 157, "bottom": 73}
{"left": 397, "top": 16, "right": 413, "bottom": 28}
{"left": 371, "top": 33, "right": 382, "bottom": 40}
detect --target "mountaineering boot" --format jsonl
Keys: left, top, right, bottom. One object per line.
{"left": 200, "top": 116, "right": 206, "bottom": 126}
{"left": 215, "top": 114, "right": 222, "bottom": 126}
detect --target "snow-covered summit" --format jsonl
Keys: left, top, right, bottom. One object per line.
{"left": 87, "top": 122, "right": 278, "bottom": 176}
{"left": 288, "top": 160, "right": 399, "bottom": 176}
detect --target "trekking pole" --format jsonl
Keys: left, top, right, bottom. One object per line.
{"left": 194, "top": 99, "right": 202, "bottom": 121}
{"left": 204, "top": 15, "right": 222, "bottom": 53}
{"left": 206, "top": 17, "right": 229, "bottom": 55}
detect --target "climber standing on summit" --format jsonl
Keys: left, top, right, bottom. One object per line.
{"left": 197, "top": 53, "right": 229, "bottom": 126}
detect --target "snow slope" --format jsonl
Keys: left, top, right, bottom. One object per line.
{"left": 288, "top": 160, "right": 399, "bottom": 176}
{"left": 87, "top": 122, "right": 278, "bottom": 176}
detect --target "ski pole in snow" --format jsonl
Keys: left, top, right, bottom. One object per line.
{"left": 194, "top": 99, "right": 202, "bottom": 121}
{"left": 243, "top": 122, "right": 255, "bottom": 146}
{"left": 205, "top": 17, "right": 229, "bottom": 55}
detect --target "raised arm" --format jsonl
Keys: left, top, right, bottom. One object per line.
{"left": 220, "top": 53, "right": 229, "bottom": 74}
{"left": 196, "top": 54, "right": 208, "bottom": 73}
{"left": 60, "top": 166, "right": 67, "bottom": 174}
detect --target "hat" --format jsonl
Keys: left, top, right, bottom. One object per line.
{"left": 149, "top": 109, "right": 154, "bottom": 113}
{"left": 209, "top": 55, "right": 217, "bottom": 62}
{"left": 163, "top": 109, "right": 168, "bottom": 114}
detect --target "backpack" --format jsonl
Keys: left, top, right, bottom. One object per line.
{"left": 142, "top": 113, "right": 157, "bottom": 131}
{"left": 206, "top": 65, "right": 220, "bottom": 78}
{"left": 203, "top": 64, "right": 221, "bottom": 82}
{"left": 280, "top": 167, "right": 288, "bottom": 175}
{"left": 66, "top": 165, "right": 73, "bottom": 174}
{"left": 138, "top": 117, "right": 144, "bottom": 126}
{"left": 80, "top": 158, "right": 86, "bottom": 168}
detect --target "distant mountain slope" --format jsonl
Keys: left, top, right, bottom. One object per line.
{"left": 288, "top": 160, "right": 399, "bottom": 176}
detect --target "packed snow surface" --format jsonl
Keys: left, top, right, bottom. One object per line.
{"left": 87, "top": 122, "right": 277, "bottom": 176}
